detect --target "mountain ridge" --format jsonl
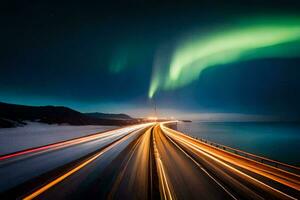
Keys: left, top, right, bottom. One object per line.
{"left": 0, "top": 102, "right": 136, "bottom": 128}
{"left": 85, "top": 112, "right": 132, "bottom": 120}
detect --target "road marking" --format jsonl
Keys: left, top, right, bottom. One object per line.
{"left": 162, "top": 124, "right": 300, "bottom": 187}
{"left": 152, "top": 126, "right": 174, "bottom": 200}
{"left": 164, "top": 131, "right": 238, "bottom": 200}
{"left": 163, "top": 127, "right": 298, "bottom": 200}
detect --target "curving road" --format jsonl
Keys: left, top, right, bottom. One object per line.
{"left": 0, "top": 122, "right": 299, "bottom": 200}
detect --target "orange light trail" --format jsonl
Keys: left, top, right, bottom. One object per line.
{"left": 153, "top": 125, "right": 174, "bottom": 200}
{"left": 161, "top": 124, "right": 300, "bottom": 189}
{"left": 22, "top": 124, "right": 152, "bottom": 200}
{"left": 0, "top": 124, "right": 150, "bottom": 161}
{"left": 161, "top": 124, "right": 299, "bottom": 200}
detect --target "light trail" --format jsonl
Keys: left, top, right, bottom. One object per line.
{"left": 22, "top": 125, "right": 150, "bottom": 200}
{"left": 3, "top": 121, "right": 298, "bottom": 199}
{"left": 161, "top": 124, "right": 300, "bottom": 190}
{"left": 108, "top": 133, "right": 144, "bottom": 198}
{"left": 197, "top": 136, "right": 300, "bottom": 172}
{"left": 160, "top": 122, "right": 300, "bottom": 175}
{"left": 108, "top": 127, "right": 153, "bottom": 199}
{"left": 152, "top": 126, "right": 174, "bottom": 200}
{"left": 165, "top": 133, "right": 238, "bottom": 200}
{"left": 161, "top": 125, "right": 298, "bottom": 200}
{"left": 0, "top": 124, "right": 151, "bottom": 161}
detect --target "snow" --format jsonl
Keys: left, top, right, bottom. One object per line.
{"left": 0, "top": 122, "right": 118, "bottom": 155}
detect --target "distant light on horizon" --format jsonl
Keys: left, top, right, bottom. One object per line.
{"left": 147, "top": 116, "right": 158, "bottom": 121}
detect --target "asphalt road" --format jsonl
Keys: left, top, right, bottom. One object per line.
{"left": 153, "top": 124, "right": 234, "bottom": 200}
{"left": 159, "top": 123, "right": 300, "bottom": 200}
{"left": 0, "top": 122, "right": 299, "bottom": 200}
{"left": 0, "top": 123, "right": 152, "bottom": 196}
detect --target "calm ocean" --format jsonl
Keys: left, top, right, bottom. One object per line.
{"left": 177, "top": 121, "right": 300, "bottom": 166}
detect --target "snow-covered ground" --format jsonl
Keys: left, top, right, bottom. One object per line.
{"left": 0, "top": 122, "right": 118, "bottom": 155}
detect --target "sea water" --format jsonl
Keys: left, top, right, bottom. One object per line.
{"left": 177, "top": 121, "right": 300, "bottom": 166}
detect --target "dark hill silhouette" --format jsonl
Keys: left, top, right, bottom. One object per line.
{"left": 85, "top": 112, "right": 132, "bottom": 120}
{"left": 0, "top": 102, "right": 136, "bottom": 128}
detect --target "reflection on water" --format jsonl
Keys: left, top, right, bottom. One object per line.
{"left": 177, "top": 121, "right": 300, "bottom": 166}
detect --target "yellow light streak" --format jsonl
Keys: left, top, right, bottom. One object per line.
{"left": 152, "top": 125, "right": 174, "bottom": 200}
{"left": 23, "top": 126, "right": 149, "bottom": 200}
{"left": 161, "top": 125, "right": 298, "bottom": 200}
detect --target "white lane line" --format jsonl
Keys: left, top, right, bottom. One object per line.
{"left": 152, "top": 128, "right": 174, "bottom": 200}
{"left": 165, "top": 130, "right": 298, "bottom": 200}
{"left": 165, "top": 133, "right": 238, "bottom": 200}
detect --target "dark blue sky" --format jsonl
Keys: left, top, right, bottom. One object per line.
{"left": 1, "top": 1, "right": 300, "bottom": 118}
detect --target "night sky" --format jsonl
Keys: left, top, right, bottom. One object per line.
{"left": 1, "top": 1, "right": 300, "bottom": 119}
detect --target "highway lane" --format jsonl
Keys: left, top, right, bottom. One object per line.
{"left": 153, "top": 124, "right": 234, "bottom": 200}
{"left": 0, "top": 123, "right": 152, "bottom": 194}
{"left": 160, "top": 123, "right": 300, "bottom": 200}
{"left": 108, "top": 127, "right": 153, "bottom": 199}
{"left": 0, "top": 124, "right": 148, "bottom": 161}
{"left": 1, "top": 121, "right": 299, "bottom": 200}
{"left": 19, "top": 124, "right": 157, "bottom": 200}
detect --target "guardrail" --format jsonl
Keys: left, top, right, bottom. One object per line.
{"left": 184, "top": 133, "right": 300, "bottom": 175}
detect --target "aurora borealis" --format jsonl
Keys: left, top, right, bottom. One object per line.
{"left": 149, "top": 17, "right": 300, "bottom": 98}
{"left": 1, "top": 1, "right": 300, "bottom": 118}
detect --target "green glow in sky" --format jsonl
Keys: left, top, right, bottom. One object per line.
{"left": 148, "top": 17, "right": 300, "bottom": 98}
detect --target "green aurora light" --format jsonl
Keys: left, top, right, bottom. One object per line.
{"left": 148, "top": 17, "right": 300, "bottom": 98}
